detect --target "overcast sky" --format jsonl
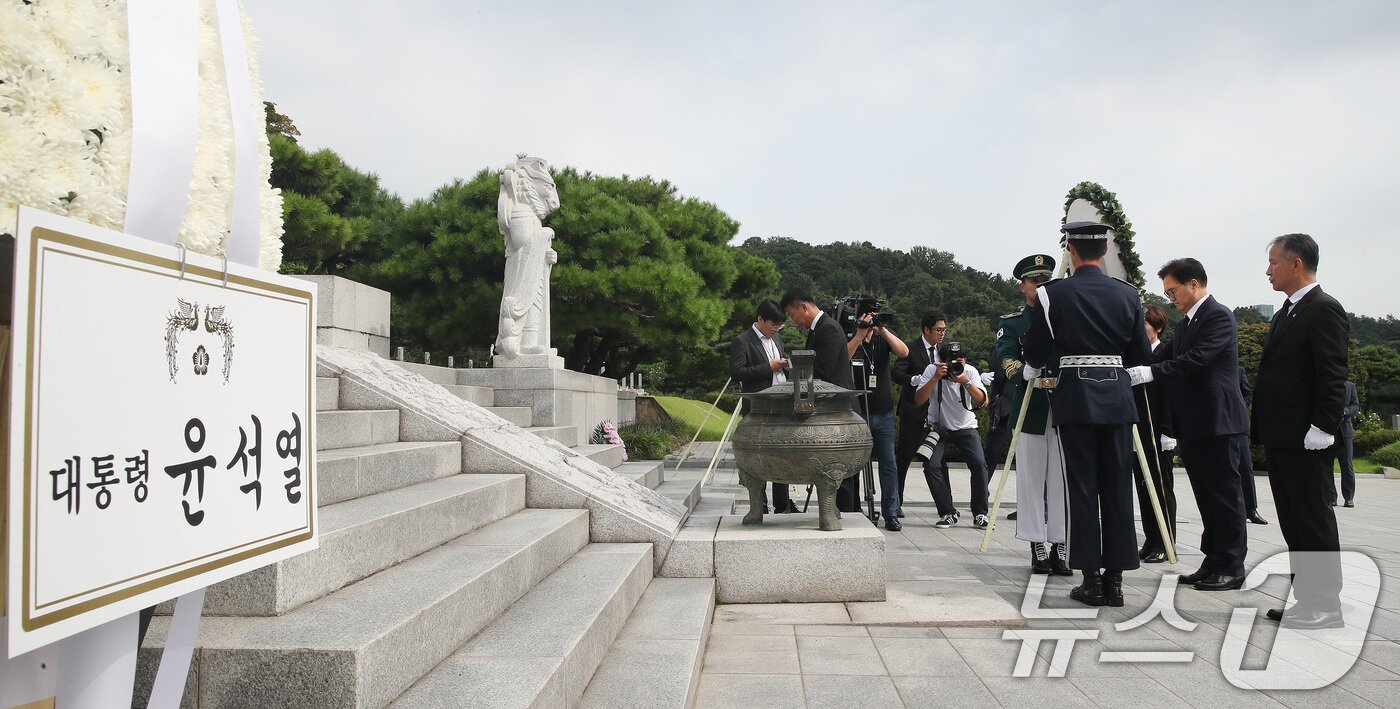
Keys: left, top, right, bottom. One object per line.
{"left": 246, "top": 1, "right": 1399, "bottom": 318}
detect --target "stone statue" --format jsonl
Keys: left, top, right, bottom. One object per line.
{"left": 495, "top": 154, "right": 562, "bottom": 367}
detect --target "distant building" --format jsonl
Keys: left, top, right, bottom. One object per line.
{"left": 1251, "top": 303, "right": 1275, "bottom": 319}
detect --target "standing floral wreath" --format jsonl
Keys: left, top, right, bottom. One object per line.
{"left": 0, "top": 0, "right": 284, "bottom": 268}
{"left": 590, "top": 420, "right": 628, "bottom": 462}
{"left": 1062, "top": 181, "right": 1144, "bottom": 290}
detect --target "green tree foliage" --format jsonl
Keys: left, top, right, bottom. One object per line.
{"left": 269, "top": 133, "right": 403, "bottom": 276}
{"left": 737, "top": 237, "right": 1021, "bottom": 371}
{"left": 1233, "top": 305, "right": 1269, "bottom": 326}
{"left": 263, "top": 101, "right": 300, "bottom": 143}
{"left": 1353, "top": 344, "right": 1400, "bottom": 419}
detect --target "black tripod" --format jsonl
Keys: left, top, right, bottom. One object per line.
{"left": 850, "top": 358, "right": 880, "bottom": 524}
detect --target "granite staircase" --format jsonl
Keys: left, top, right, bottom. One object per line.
{"left": 135, "top": 364, "right": 713, "bottom": 708}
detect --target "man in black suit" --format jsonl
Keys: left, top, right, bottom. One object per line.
{"left": 729, "top": 299, "right": 794, "bottom": 513}
{"left": 1328, "top": 380, "right": 1360, "bottom": 507}
{"left": 1253, "top": 233, "right": 1348, "bottom": 630}
{"left": 891, "top": 313, "right": 948, "bottom": 515}
{"left": 1024, "top": 221, "right": 1151, "bottom": 607}
{"left": 1236, "top": 367, "right": 1269, "bottom": 525}
{"left": 779, "top": 288, "right": 853, "bottom": 388}
{"left": 1128, "top": 258, "right": 1250, "bottom": 592}
{"left": 780, "top": 287, "right": 860, "bottom": 512}
{"left": 1135, "top": 304, "right": 1177, "bottom": 564}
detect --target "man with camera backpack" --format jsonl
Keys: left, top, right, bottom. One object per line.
{"left": 910, "top": 316, "right": 989, "bottom": 529}
{"left": 996, "top": 254, "right": 1071, "bottom": 576}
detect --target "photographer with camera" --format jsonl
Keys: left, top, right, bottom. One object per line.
{"left": 910, "top": 317, "right": 990, "bottom": 529}
{"left": 847, "top": 307, "right": 910, "bottom": 530}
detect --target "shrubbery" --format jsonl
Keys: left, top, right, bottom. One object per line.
{"left": 1354, "top": 429, "right": 1400, "bottom": 457}
{"left": 1371, "top": 441, "right": 1400, "bottom": 469}
{"left": 617, "top": 420, "right": 686, "bottom": 461}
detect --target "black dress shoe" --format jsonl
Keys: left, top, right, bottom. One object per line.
{"left": 885, "top": 517, "right": 902, "bottom": 532}
{"left": 1007, "top": 510, "right": 1018, "bottom": 520}
{"left": 1194, "top": 574, "right": 1246, "bottom": 591}
{"left": 1143, "top": 551, "right": 1168, "bottom": 564}
{"left": 1138, "top": 546, "right": 1150, "bottom": 560}
{"left": 1266, "top": 608, "right": 1285, "bottom": 622}
{"left": 1330, "top": 500, "right": 1337, "bottom": 507}
{"left": 1344, "top": 500, "right": 1355, "bottom": 508}
{"left": 1282, "top": 608, "right": 1345, "bottom": 630}
{"left": 897, "top": 510, "right": 905, "bottom": 518}
{"left": 1247, "top": 511, "right": 1269, "bottom": 525}
{"left": 1178, "top": 569, "right": 1211, "bottom": 585}
{"left": 1101, "top": 570, "right": 1125, "bottom": 607}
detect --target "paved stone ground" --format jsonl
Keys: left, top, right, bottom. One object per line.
{"left": 692, "top": 447, "right": 1400, "bottom": 708}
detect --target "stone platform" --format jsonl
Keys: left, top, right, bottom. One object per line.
{"left": 669, "top": 512, "right": 885, "bottom": 604}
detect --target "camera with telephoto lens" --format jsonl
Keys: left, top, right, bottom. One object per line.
{"left": 826, "top": 294, "right": 895, "bottom": 338}
{"left": 937, "top": 341, "right": 966, "bottom": 377}
{"left": 913, "top": 427, "right": 942, "bottom": 462}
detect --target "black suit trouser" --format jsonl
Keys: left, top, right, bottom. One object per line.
{"left": 895, "top": 415, "right": 924, "bottom": 503}
{"left": 1178, "top": 435, "right": 1249, "bottom": 577}
{"left": 1328, "top": 436, "right": 1356, "bottom": 503}
{"left": 1134, "top": 434, "right": 1177, "bottom": 555}
{"left": 1235, "top": 435, "right": 1259, "bottom": 512}
{"left": 1058, "top": 424, "right": 1139, "bottom": 572}
{"left": 1265, "top": 447, "right": 1343, "bottom": 610}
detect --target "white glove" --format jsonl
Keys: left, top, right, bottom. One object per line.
{"left": 1303, "top": 425, "right": 1336, "bottom": 451}
{"left": 1159, "top": 435, "right": 1177, "bottom": 452}
{"left": 1127, "top": 365, "right": 1154, "bottom": 386}
{"left": 1022, "top": 364, "right": 1039, "bottom": 381}
{"left": 980, "top": 372, "right": 995, "bottom": 387}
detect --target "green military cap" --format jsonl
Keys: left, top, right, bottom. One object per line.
{"left": 1013, "top": 253, "right": 1056, "bottom": 280}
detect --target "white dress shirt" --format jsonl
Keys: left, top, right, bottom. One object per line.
{"left": 752, "top": 324, "right": 787, "bottom": 385}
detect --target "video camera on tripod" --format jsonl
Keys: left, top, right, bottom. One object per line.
{"left": 826, "top": 294, "right": 895, "bottom": 339}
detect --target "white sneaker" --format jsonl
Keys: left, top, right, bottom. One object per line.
{"left": 934, "top": 514, "right": 958, "bottom": 529}
{"left": 973, "top": 514, "right": 990, "bottom": 529}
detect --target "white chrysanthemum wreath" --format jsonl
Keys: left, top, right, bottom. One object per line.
{"left": 0, "top": 0, "right": 283, "bottom": 270}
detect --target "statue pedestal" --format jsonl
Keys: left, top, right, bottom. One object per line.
{"left": 458, "top": 366, "right": 618, "bottom": 435}
{"left": 493, "top": 353, "right": 565, "bottom": 370}
{"left": 671, "top": 512, "right": 886, "bottom": 604}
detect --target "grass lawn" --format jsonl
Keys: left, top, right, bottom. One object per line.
{"left": 654, "top": 395, "right": 739, "bottom": 442}
{"left": 1342, "top": 457, "right": 1384, "bottom": 474}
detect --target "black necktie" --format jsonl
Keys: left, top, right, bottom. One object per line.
{"left": 1269, "top": 299, "right": 1292, "bottom": 339}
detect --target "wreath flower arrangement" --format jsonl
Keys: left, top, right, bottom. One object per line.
{"left": 0, "top": 0, "right": 283, "bottom": 269}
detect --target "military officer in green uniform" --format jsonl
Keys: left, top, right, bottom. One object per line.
{"left": 995, "top": 254, "right": 1071, "bottom": 576}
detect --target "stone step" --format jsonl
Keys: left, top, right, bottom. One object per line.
{"left": 317, "top": 376, "right": 340, "bottom": 411}
{"left": 318, "top": 440, "right": 462, "bottom": 506}
{"left": 394, "top": 361, "right": 457, "bottom": 387}
{"left": 137, "top": 508, "right": 591, "bottom": 709}
{"left": 577, "top": 578, "right": 715, "bottom": 709}
{"left": 656, "top": 477, "right": 702, "bottom": 514}
{"left": 573, "top": 443, "right": 624, "bottom": 469}
{"left": 613, "top": 461, "right": 664, "bottom": 490}
{"left": 317, "top": 409, "right": 399, "bottom": 451}
{"left": 203, "top": 474, "right": 524, "bottom": 617}
{"left": 526, "top": 425, "right": 579, "bottom": 448}
{"left": 445, "top": 383, "right": 494, "bottom": 407}
{"left": 484, "top": 406, "right": 532, "bottom": 427}
{"left": 390, "top": 543, "right": 653, "bottom": 708}
{"left": 689, "top": 492, "right": 736, "bottom": 517}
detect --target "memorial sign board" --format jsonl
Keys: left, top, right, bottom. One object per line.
{"left": 5, "top": 207, "right": 318, "bottom": 657}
